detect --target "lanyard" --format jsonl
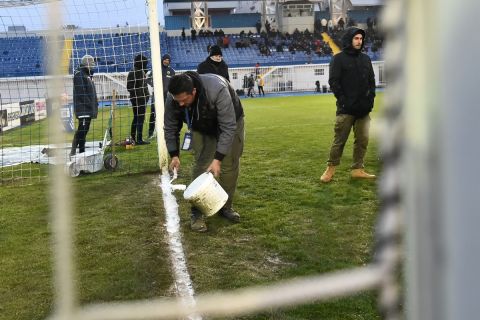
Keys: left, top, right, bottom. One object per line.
{"left": 184, "top": 99, "right": 199, "bottom": 130}
{"left": 184, "top": 108, "right": 193, "bottom": 130}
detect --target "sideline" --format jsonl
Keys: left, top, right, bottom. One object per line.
{"left": 160, "top": 172, "right": 202, "bottom": 320}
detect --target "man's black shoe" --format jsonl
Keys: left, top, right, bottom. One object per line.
{"left": 190, "top": 215, "right": 208, "bottom": 232}
{"left": 219, "top": 208, "right": 240, "bottom": 223}
{"left": 136, "top": 140, "right": 150, "bottom": 145}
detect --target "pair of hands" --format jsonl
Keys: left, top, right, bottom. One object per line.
{"left": 169, "top": 156, "right": 222, "bottom": 177}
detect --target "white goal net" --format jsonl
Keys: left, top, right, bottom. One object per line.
{"left": 0, "top": 0, "right": 163, "bottom": 185}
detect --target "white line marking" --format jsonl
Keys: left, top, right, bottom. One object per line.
{"left": 160, "top": 172, "right": 202, "bottom": 320}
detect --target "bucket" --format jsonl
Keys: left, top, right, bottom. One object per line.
{"left": 183, "top": 172, "right": 228, "bottom": 216}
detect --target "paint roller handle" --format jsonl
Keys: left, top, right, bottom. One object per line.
{"left": 171, "top": 167, "right": 178, "bottom": 182}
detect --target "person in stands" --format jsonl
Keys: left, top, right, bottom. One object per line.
{"left": 197, "top": 45, "right": 230, "bottom": 82}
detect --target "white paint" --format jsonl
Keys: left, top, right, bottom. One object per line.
{"left": 160, "top": 172, "right": 202, "bottom": 320}
{"left": 171, "top": 184, "right": 187, "bottom": 191}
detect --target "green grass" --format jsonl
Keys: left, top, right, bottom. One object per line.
{"left": 0, "top": 105, "right": 140, "bottom": 147}
{"left": 0, "top": 105, "right": 161, "bottom": 184}
{"left": 0, "top": 93, "right": 383, "bottom": 319}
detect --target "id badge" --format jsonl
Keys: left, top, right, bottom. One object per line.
{"left": 181, "top": 131, "right": 192, "bottom": 150}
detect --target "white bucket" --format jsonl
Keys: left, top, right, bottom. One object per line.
{"left": 183, "top": 172, "right": 228, "bottom": 216}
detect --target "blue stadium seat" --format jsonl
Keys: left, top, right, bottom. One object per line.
{"left": 0, "top": 29, "right": 379, "bottom": 78}
{"left": 0, "top": 36, "right": 45, "bottom": 77}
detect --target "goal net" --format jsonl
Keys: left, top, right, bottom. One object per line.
{"left": 0, "top": 0, "right": 164, "bottom": 185}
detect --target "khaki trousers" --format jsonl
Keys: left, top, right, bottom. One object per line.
{"left": 191, "top": 117, "right": 245, "bottom": 210}
{"left": 326, "top": 114, "right": 370, "bottom": 169}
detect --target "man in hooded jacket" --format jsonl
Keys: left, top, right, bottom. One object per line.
{"left": 146, "top": 54, "right": 175, "bottom": 139}
{"left": 70, "top": 55, "right": 98, "bottom": 156}
{"left": 320, "top": 26, "right": 376, "bottom": 182}
{"left": 127, "top": 54, "right": 150, "bottom": 144}
{"left": 197, "top": 45, "right": 230, "bottom": 82}
{"left": 164, "top": 72, "right": 245, "bottom": 232}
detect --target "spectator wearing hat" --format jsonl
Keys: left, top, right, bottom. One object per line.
{"left": 146, "top": 54, "right": 175, "bottom": 139}
{"left": 70, "top": 54, "right": 98, "bottom": 156}
{"left": 197, "top": 45, "right": 230, "bottom": 82}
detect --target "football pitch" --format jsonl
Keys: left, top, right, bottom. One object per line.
{"left": 0, "top": 93, "right": 383, "bottom": 319}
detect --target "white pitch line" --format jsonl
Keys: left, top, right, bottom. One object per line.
{"left": 160, "top": 173, "right": 202, "bottom": 320}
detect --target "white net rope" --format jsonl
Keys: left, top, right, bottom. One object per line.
{"left": 0, "top": 0, "right": 159, "bottom": 184}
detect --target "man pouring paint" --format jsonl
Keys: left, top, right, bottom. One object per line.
{"left": 164, "top": 72, "right": 245, "bottom": 232}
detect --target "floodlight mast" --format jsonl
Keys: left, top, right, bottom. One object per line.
{"left": 329, "top": 0, "right": 348, "bottom": 25}
{"left": 191, "top": 1, "right": 208, "bottom": 30}
{"left": 189, "top": 0, "right": 281, "bottom": 32}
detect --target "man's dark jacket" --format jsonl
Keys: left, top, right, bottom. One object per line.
{"left": 328, "top": 27, "right": 376, "bottom": 117}
{"left": 127, "top": 54, "right": 150, "bottom": 100}
{"left": 197, "top": 57, "right": 230, "bottom": 82}
{"left": 73, "top": 66, "right": 98, "bottom": 119}
{"left": 161, "top": 63, "right": 175, "bottom": 97}
{"left": 146, "top": 62, "right": 175, "bottom": 103}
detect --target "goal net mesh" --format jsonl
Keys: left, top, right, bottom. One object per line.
{"left": 0, "top": 0, "right": 160, "bottom": 185}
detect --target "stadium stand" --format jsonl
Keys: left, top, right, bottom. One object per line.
{"left": 0, "top": 9, "right": 383, "bottom": 78}
{"left": 347, "top": 8, "right": 380, "bottom": 24}
{"left": 0, "top": 36, "right": 45, "bottom": 77}
{"left": 164, "top": 16, "right": 191, "bottom": 31}
{"left": 71, "top": 32, "right": 151, "bottom": 73}
{"left": 210, "top": 13, "right": 260, "bottom": 29}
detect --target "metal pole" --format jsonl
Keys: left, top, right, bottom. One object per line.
{"left": 46, "top": 0, "right": 77, "bottom": 318}
{"left": 405, "top": 0, "right": 480, "bottom": 319}
{"left": 147, "top": 0, "right": 169, "bottom": 173}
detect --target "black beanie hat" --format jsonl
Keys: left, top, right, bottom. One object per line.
{"left": 209, "top": 45, "right": 222, "bottom": 57}
{"left": 134, "top": 54, "right": 148, "bottom": 70}
{"left": 162, "top": 54, "right": 171, "bottom": 61}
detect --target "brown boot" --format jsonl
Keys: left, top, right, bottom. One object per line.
{"left": 320, "top": 166, "right": 336, "bottom": 183}
{"left": 351, "top": 169, "right": 376, "bottom": 179}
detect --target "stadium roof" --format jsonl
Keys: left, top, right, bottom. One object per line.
{"left": 162, "top": 0, "right": 384, "bottom": 4}
{"left": 0, "top": 0, "right": 58, "bottom": 8}
{"left": 162, "top": 0, "right": 384, "bottom": 3}
{"left": 351, "top": 0, "right": 384, "bottom": 6}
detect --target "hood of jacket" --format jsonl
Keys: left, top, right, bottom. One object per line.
{"left": 80, "top": 65, "right": 94, "bottom": 76}
{"left": 134, "top": 54, "right": 148, "bottom": 71}
{"left": 204, "top": 56, "right": 224, "bottom": 67}
{"left": 341, "top": 27, "right": 366, "bottom": 54}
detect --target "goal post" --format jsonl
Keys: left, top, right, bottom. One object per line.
{"left": 146, "top": 0, "right": 169, "bottom": 173}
